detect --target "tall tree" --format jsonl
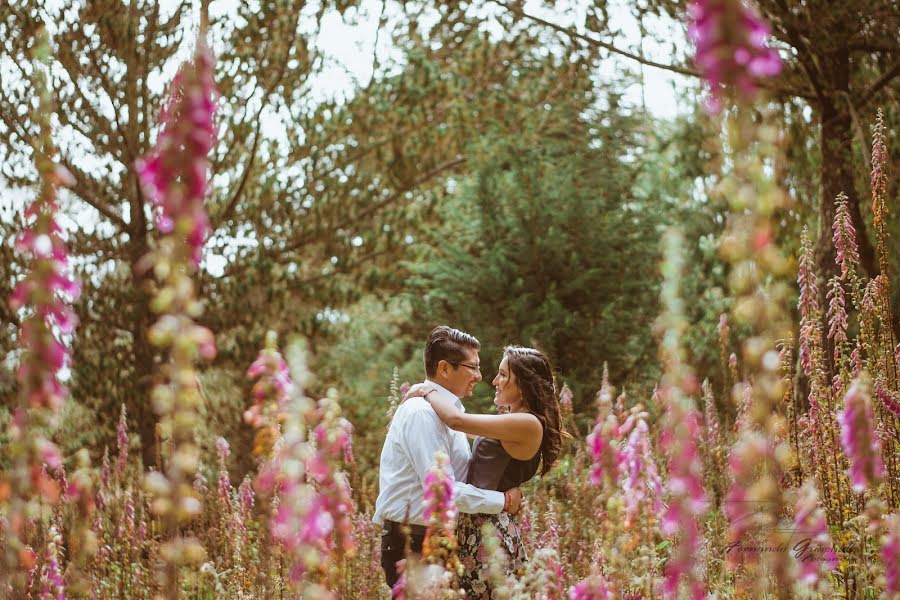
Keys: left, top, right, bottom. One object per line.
{"left": 484, "top": 0, "right": 899, "bottom": 282}
{"left": 1, "top": 1, "right": 596, "bottom": 465}
{"left": 406, "top": 89, "right": 668, "bottom": 417}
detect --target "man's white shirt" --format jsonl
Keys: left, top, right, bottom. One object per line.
{"left": 373, "top": 380, "right": 505, "bottom": 526}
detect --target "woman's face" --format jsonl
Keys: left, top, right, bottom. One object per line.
{"left": 492, "top": 355, "right": 523, "bottom": 412}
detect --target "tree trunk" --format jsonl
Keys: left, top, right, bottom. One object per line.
{"left": 129, "top": 239, "right": 158, "bottom": 470}
{"left": 814, "top": 43, "right": 879, "bottom": 381}
{"left": 815, "top": 59, "right": 878, "bottom": 283}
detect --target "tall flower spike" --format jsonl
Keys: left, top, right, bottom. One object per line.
{"left": 116, "top": 404, "right": 129, "bottom": 478}
{"left": 883, "top": 514, "right": 900, "bottom": 598}
{"left": 657, "top": 230, "right": 707, "bottom": 600}
{"left": 826, "top": 276, "right": 848, "bottom": 363}
{"left": 875, "top": 379, "right": 900, "bottom": 417}
{"left": 618, "top": 415, "right": 664, "bottom": 525}
{"left": 838, "top": 374, "right": 884, "bottom": 493}
{"left": 791, "top": 480, "right": 837, "bottom": 586}
{"left": 3, "top": 27, "right": 80, "bottom": 590}
{"left": 245, "top": 331, "right": 293, "bottom": 460}
{"left": 568, "top": 575, "right": 614, "bottom": 600}
{"left": 687, "top": 0, "right": 782, "bottom": 112}
{"left": 796, "top": 227, "right": 820, "bottom": 375}
{"left": 307, "top": 389, "right": 356, "bottom": 558}
{"left": 422, "top": 451, "right": 460, "bottom": 575}
{"left": 832, "top": 193, "right": 859, "bottom": 278}
{"left": 136, "top": 36, "right": 218, "bottom": 597}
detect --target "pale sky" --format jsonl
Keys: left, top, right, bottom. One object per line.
{"left": 3, "top": 0, "right": 693, "bottom": 278}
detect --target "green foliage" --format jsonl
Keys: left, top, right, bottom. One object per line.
{"left": 405, "top": 98, "right": 666, "bottom": 422}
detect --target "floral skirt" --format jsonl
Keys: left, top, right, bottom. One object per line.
{"left": 456, "top": 511, "right": 527, "bottom": 599}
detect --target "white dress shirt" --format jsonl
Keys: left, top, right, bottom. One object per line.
{"left": 373, "top": 380, "right": 505, "bottom": 526}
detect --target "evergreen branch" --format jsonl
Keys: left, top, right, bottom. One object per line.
{"left": 212, "top": 114, "right": 262, "bottom": 231}
{"left": 58, "top": 154, "right": 128, "bottom": 231}
{"left": 488, "top": 0, "right": 700, "bottom": 79}
{"left": 493, "top": 0, "right": 817, "bottom": 101}
{"left": 854, "top": 59, "right": 900, "bottom": 109}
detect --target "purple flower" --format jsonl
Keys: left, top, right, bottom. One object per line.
{"left": 792, "top": 481, "right": 837, "bottom": 584}
{"left": 832, "top": 193, "right": 859, "bottom": 278}
{"left": 687, "top": 0, "right": 782, "bottom": 111}
{"left": 422, "top": 451, "right": 459, "bottom": 570}
{"left": 826, "top": 276, "right": 847, "bottom": 362}
{"left": 568, "top": 575, "right": 614, "bottom": 600}
{"left": 116, "top": 404, "right": 129, "bottom": 477}
{"left": 618, "top": 416, "right": 664, "bottom": 525}
{"left": 874, "top": 379, "right": 900, "bottom": 417}
{"left": 838, "top": 375, "right": 883, "bottom": 492}
{"left": 883, "top": 514, "right": 900, "bottom": 597}
{"left": 136, "top": 44, "right": 218, "bottom": 267}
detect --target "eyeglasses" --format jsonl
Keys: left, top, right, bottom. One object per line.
{"left": 448, "top": 361, "right": 481, "bottom": 373}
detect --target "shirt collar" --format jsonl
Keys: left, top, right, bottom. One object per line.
{"left": 424, "top": 379, "right": 465, "bottom": 412}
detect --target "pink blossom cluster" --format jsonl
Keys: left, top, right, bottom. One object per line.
{"left": 797, "top": 227, "right": 820, "bottom": 374}
{"left": 832, "top": 194, "right": 859, "bottom": 278}
{"left": 618, "top": 415, "right": 664, "bottom": 526}
{"left": 568, "top": 575, "right": 614, "bottom": 600}
{"left": 586, "top": 413, "right": 620, "bottom": 488}
{"left": 791, "top": 482, "right": 837, "bottom": 585}
{"left": 875, "top": 379, "right": 900, "bottom": 417}
{"left": 37, "top": 524, "right": 65, "bottom": 600}
{"left": 116, "top": 405, "right": 129, "bottom": 478}
{"left": 307, "top": 391, "right": 356, "bottom": 557}
{"left": 826, "top": 277, "right": 848, "bottom": 354}
{"left": 687, "top": 0, "right": 782, "bottom": 112}
{"left": 9, "top": 163, "right": 80, "bottom": 481}
{"left": 136, "top": 42, "right": 217, "bottom": 267}
{"left": 659, "top": 398, "right": 707, "bottom": 600}
{"left": 838, "top": 375, "right": 884, "bottom": 493}
{"left": 883, "top": 514, "right": 900, "bottom": 597}
{"left": 216, "top": 437, "right": 232, "bottom": 507}
{"left": 724, "top": 432, "right": 770, "bottom": 569}
{"left": 422, "top": 451, "right": 457, "bottom": 558}
{"left": 245, "top": 332, "right": 294, "bottom": 457}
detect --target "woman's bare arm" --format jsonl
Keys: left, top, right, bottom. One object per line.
{"left": 405, "top": 384, "right": 542, "bottom": 459}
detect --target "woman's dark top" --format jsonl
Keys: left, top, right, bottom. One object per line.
{"left": 466, "top": 436, "right": 540, "bottom": 492}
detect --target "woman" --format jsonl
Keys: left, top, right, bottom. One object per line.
{"left": 404, "top": 345, "right": 566, "bottom": 599}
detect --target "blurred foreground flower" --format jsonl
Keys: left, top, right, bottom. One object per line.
{"left": 687, "top": 0, "right": 782, "bottom": 111}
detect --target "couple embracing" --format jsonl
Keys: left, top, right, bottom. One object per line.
{"left": 373, "top": 325, "right": 567, "bottom": 598}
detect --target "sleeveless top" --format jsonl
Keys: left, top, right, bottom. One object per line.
{"left": 466, "top": 436, "right": 541, "bottom": 491}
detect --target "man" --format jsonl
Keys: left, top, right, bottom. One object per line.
{"left": 373, "top": 325, "right": 523, "bottom": 590}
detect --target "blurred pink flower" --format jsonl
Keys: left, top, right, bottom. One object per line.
{"left": 838, "top": 375, "right": 883, "bottom": 492}
{"left": 688, "top": 0, "right": 782, "bottom": 111}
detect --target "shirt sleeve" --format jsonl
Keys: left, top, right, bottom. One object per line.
{"left": 402, "top": 407, "right": 505, "bottom": 516}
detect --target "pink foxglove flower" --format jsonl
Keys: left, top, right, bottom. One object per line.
{"left": 115, "top": 404, "right": 128, "bottom": 477}
{"left": 832, "top": 193, "right": 859, "bottom": 278}
{"left": 307, "top": 390, "right": 356, "bottom": 556}
{"left": 422, "top": 451, "right": 458, "bottom": 568}
{"left": 826, "top": 276, "right": 848, "bottom": 364}
{"left": 136, "top": 44, "right": 217, "bottom": 267}
{"left": 216, "top": 437, "right": 232, "bottom": 507}
{"left": 838, "top": 375, "right": 884, "bottom": 492}
{"left": 659, "top": 402, "right": 707, "bottom": 600}
{"left": 37, "top": 524, "right": 65, "bottom": 600}
{"left": 883, "top": 514, "right": 900, "bottom": 597}
{"left": 797, "top": 228, "right": 821, "bottom": 376}
{"left": 792, "top": 481, "right": 837, "bottom": 585}
{"left": 618, "top": 416, "right": 664, "bottom": 525}
{"left": 687, "top": 0, "right": 782, "bottom": 112}
{"left": 568, "top": 575, "right": 614, "bottom": 600}
{"left": 875, "top": 379, "right": 900, "bottom": 417}
{"left": 245, "top": 331, "right": 293, "bottom": 459}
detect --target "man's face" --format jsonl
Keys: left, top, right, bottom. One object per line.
{"left": 439, "top": 348, "right": 482, "bottom": 398}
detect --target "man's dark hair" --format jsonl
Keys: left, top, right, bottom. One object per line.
{"left": 424, "top": 326, "right": 480, "bottom": 377}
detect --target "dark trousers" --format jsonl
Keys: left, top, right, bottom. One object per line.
{"left": 380, "top": 520, "right": 426, "bottom": 592}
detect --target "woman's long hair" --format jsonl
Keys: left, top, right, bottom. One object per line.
{"left": 504, "top": 346, "right": 569, "bottom": 475}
